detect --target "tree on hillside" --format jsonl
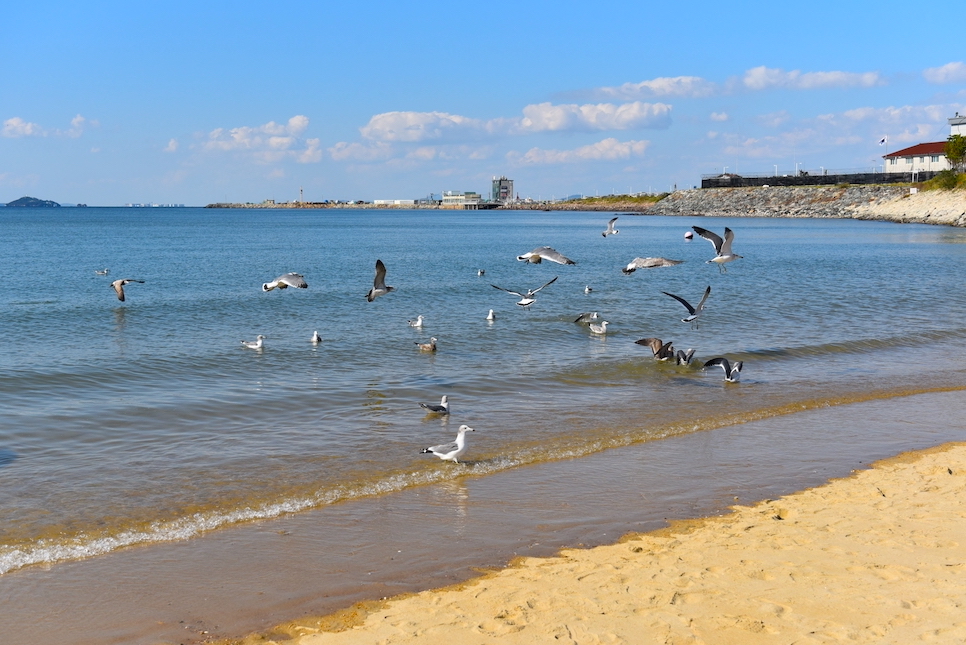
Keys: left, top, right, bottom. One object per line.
{"left": 945, "top": 134, "right": 966, "bottom": 172}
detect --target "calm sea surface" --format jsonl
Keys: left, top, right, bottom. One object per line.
{"left": 2, "top": 207, "right": 966, "bottom": 576}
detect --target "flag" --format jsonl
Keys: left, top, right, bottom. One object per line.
{"left": 878, "top": 136, "right": 888, "bottom": 146}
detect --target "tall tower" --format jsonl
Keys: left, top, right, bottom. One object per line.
{"left": 491, "top": 176, "right": 514, "bottom": 204}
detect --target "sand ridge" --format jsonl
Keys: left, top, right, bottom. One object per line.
{"left": 263, "top": 442, "right": 966, "bottom": 644}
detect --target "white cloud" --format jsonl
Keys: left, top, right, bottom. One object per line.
{"left": 2, "top": 117, "right": 44, "bottom": 138}
{"left": 163, "top": 138, "right": 179, "bottom": 153}
{"left": 710, "top": 112, "right": 729, "bottom": 122}
{"left": 508, "top": 138, "right": 649, "bottom": 165}
{"left": 518, "top": 102, "right": 671, "bottom": 132}
{"left": 743, "top": 66, "right": 883, "bottom": 90}
{"left": 65, "top": 114, "right": 88, "bottom": 138}
{"left": 360, "top": 111, "right": 491, "bottom": 142}
{"left": 328, "top": 141, "right": 393, "bottom": 161}
{"left": 758, "top": 111, "right": 791, "bottom": 128}
{"left": 596, "top": 76, "right": 715, "bottom": 99}
{"left": 203, "top": 115, "right": 319, "bottom": 163}
{"left": 924, "top": 62, "right": 966, "bottom": 84}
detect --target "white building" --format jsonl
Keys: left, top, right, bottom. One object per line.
{"left": 883, "top": 114, "right": 963, "bottom": 174}
{"left": 441, "top": 191, "right": 481, "bottom": 209}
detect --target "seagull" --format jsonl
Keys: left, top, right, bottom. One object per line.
{"left": 110, "top": 278, "right": 144, "bottom": 302}
{"left": 635, "top": 337, "right": 675, "bottom": 360}
{"left": 589, "top": 320, "right": 609, "bottom": 334}
{"left": 241, "top": 335, "right": 266, "bottom": 350}
{"left": 491, "top": 276, "right": 558, "bottom": 309}
{"left": 94, "top": 268, "right": 109, "bottom": 275}
{"left": 416, "top": 337, "right": 438, "bottom": 352}
{"left": 311, "top": 330, "right": 322, "bottom": 344}
{"left": 692, "top": 226, "right": 742, "bottom": 272}
{"left": 621, "top": 257, "right": 684, "bottom": 274}
{"left": 420, "top": 424, "right": 475, "bottom": 463}
{"left": 574, "top": 311, "right": 600, "bottom": 324}
{"left": 584, "top": 285, "right": 593, "bottom": 294}
{"left": 703, "top": 357, "right": 742, "bottom": 382}
{"left": 516, "top": 246, "right": 576, "bottom": 265}
{"left": 408, "top": 315, "right": 424, "bottom": 328}
{"left": 486, "top": 309, "right": 496, "bottom": 321}
{"left": 262, "top": 272, "right": 308, "bottom": 292}
{"left": 675, "top": 348, "right": 696, "bottom": 366}
{"left": 602, "top": 216, "right": 619, "bottom": 237}
{"left": 478, "top": 269, "right": 485, "bottom": 276}
{"left": 662, "top": 285, "right": 711, "bottom": 329}
{"left": 419, "top": 395, "right": 449, "bottom": 415}
{"left": 366, "top": 259, "right": 395, "bottom": 301}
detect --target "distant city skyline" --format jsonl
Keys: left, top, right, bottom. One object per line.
{"left": 2, "top": 1, "right": 964, "bottom": 206}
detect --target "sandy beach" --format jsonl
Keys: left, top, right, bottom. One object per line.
{"left": 247, "top": 441, "right": 966, "bottom": 645}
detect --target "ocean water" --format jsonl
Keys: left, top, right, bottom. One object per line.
{"left": 2, "top": 207, "right": 966, "bottom": 578}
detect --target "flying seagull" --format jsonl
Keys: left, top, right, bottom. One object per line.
{"left": 574, "top": 311, "right": 600, "bottom": 324}
{"left": 635, "top": 337, "right": 675, "bottom": 361}
{"left": 311, "top": 330, "right": 322, "bottom": 344}
{"left": 241, "top": 335, "right": 266, "bottom": 350}
{"left": 420, "top": 424, "right": 475, "bottom": 463}
{"left": 366, "top": 259, "right": 395, "bottom": 302}
{"left": 589, "top": 320, "right": 609, "bottom": 335}
{"left": 621, "top": 257, "right": 684, "bottom": 274}
{"left": 419, "top": 395, "right": 449, "bottom": 415}
{"left": 110, "top": 278, "right": 144, "bottom": 302}
{"left": 602, "top": 216, "right": 619, "bottom": 237}
{"left": 408, "top": 315, "right": 424, "bottom": 328}
{"left": 662, "top": 285, "right": 711, "bottom": 329}
{"left": 692, "top": 226, "right": 742, "bottom": 272}
{"left": 703, "top": 357, "right": 742, "bottom": 382}
{"left": 516, "top": 246, "right": 576, "bottom": 265}
{"left": 491, "top": 276, "right": 558, "bottom": 309}
{"left": 416, "top": 337, "right": 438, "bottom": 352}
{"left": 262, "top": 272, "right": 308, "bottom": 292}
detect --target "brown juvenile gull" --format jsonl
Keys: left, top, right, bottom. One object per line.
{"left": 262, "top": 273, "right": 308, "bottom": 292}
{"left": 635, "top": 337, "right": 675, "bottom": 360}
{"left": 420, "top": 424, "right": 475, "bottom": 463}
{"left": 621, "top": 257, "right": 684, "bottom": 274}
{"left": 516, "top": 246, "right": 576, "bottom": 265}
{"left": 366, "top": 259, "right": 395, "bottom": 301}
{"left": 415, "top": 337, "right": 438, "bottom": 352}
{"left": 110, "top": 278, "right": 144, "bottom": 302}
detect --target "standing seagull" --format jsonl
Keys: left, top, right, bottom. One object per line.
{"left": 110, "top": 278, "right": 144, "bottom": 302}
{"left": 703, "top": 357, "right": 742, "bottom": 382}
{"left": 692, "top": 226, "right": 742, "bottom": 272}
{"left": 241, "top": 335, "right": 266, "bottom": 350}
{"left": 602, "top": 216, "right": 619, "bottom": 237}
{"left": 262, "top": 273, "right": 308, "bottom": 292}
{"left": 491, "top": 276, "right": 558, "bottom": 309}
{"left": 420, "top": 424, "right": 475, "bottom": 463}
{"left": 419, "top": 395, "right": 449, "bottom": 415}
{"left": 516, "top": 246, "right": 576, "bottom": 265}
{"left": 662, "top": 286, "right": 711, "bottom": 329}
{"left": 366, "top": 259, "right": 395, "bottom": 302}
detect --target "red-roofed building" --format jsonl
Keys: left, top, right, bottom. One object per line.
{"left": 882, "top": 113, "right": 964, "bottom": 174}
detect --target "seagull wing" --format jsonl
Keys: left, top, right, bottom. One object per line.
{"left": 492, "top": 284, "right": 526, "bottom": 298}
{"left": 695, "top": 285, "right": 712, "bottom": 312}
{"left": 662, "top": 291, "right": 696, "bottom": 315}
{"left": 278, "top": 273, "right": 308, "bottom": 289}
{"left": 426, "top": 440, "right": 459, "bottom": 455}
{"left": 702, "top": 357, "right": 730, "bottom": 374}
{"left": 111, "top": 280, "right": 125, "bottom": 301}
{"left": 692, "top": 226, "right": 724, "bottom": 254}
{"left": 719, "top": 228, "right": 735, "bottom": 255}
{"left": 530, "top": 275, "right": 559, "bottom": 295}
{"left": 537, "top": 247, "right": 576, "bottom": 265}
{"left": 373, "top": 260, "right": 388, "bottom": 289}
{"left": 634, "top": 337, "right": 664, "bottom": 354}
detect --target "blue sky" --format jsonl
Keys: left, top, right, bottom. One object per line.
{"left": 2, "top": 0, "right": 964, "bottom": 205}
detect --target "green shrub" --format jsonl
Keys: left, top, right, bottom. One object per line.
{"left": 923, "top": 170, "right": 965, "bottom": 191}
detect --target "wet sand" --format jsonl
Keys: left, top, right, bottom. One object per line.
{"left": 273, "top": 441, "right": 966, "bottom": 645}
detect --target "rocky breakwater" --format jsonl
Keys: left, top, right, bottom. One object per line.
{"left": 642, "top": 185, "right": 966, "bottom": 227}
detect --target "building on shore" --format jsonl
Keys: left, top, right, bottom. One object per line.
{"left": 491, "top": 176, "right": 514, "bottom": 204}
{"left": 441, "top": 191, "right": 481, "bottom": 209}
{"left": 883, "top": 114, "right": 963, "bottom": 174}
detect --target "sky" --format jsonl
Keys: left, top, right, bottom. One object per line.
{"left": 2, "top": 0, "right": 965, "bottom": 206}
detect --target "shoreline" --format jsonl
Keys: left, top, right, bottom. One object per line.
{"left": 249, "top": 439, "right": 966, "bottom": 645}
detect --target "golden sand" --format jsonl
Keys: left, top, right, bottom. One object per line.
{"left": 253, "top": 442, "right": 966, "bottom": 644}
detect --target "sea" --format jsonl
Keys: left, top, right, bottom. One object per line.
{"left": 2, "top": 207, "right": 966, "bottom": 643}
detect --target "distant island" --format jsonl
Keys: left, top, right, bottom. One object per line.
{"left": 6, "top": 196, "right": 61, "bottom": 208}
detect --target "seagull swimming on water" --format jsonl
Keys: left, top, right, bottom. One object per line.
{"left": 703, "top": 357, "right": 742, "bottom": 382}
{"left": 584, "top": 285, "right": 593, "bottom": 294}
{"left": 516, "top": 246, "right": 575, "bottom": 265}
{"left": 477, "top": 269, "right": 485, "bottom": 276}
{"left": 589, "top": 320, "right": 609, "bottom": 335}
{"left": 420, "top": 424, "right": 475, "bottom": 463}
{"left": 419, "top": 395, "right": 449, "bottom": 415}
{"left": 110, "top": 278, "right": 144, "bottom": 302}
{"left": 602, "top": 216, "right": 619, "bottom": 237}
{"left": 621, "top": 257, "right": 684, "bottom": 274}
{"left": 366, "top": 259, "right": 395, "bottom": 302}
{"left": 675, "top": 348, "right": 696, "bottom": 366}
{"left": 311, "top": 330, "right": 322, "bottom": 344}
{"left": 635, "top": 337, "right": 675, "bottom": 360}
{"left": 574, "top": 311, "right": 600, "bottom": 324}
{"left": 408, "top": 315, "right": 424, "bottom": 328}
{"left": 241, "top": 335, "right": 266, "bottom": 350}
{"left": 486, "top": 309, "right": 496, "bottom": 321}
{"left": 692, "top": 226, "right": 742, "bottom": 272}
{"left": 491, "top": 276, "right": 558, "bottom": 309}
{"left": 94, "top": 268, "right": 109, "bottom": 275}
{"left": 416, "top": 337, "right": 438, "bottom": 352}
{"left": 262, "top": 273, "right": 308, "bottom": 292}
{"left": 662, "top": 285, "right": 711, "bottom": 329}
